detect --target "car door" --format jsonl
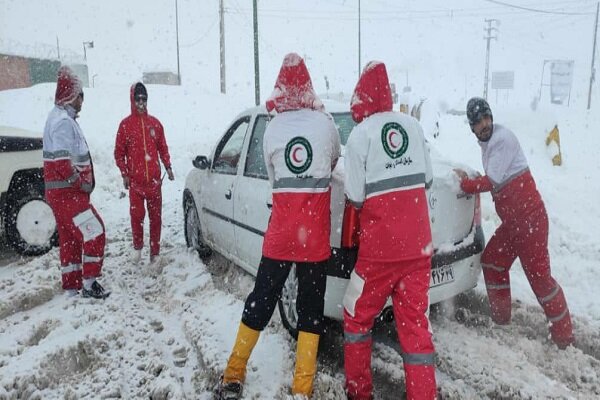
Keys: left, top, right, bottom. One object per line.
{"left": 200, "top": 116, "right": 250, "bottom": 256}
{"left": 233, "top": 114, "right": 272, "bottom": 275}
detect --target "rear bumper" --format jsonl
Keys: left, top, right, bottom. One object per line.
{"left": 327, "top": 225, "right": 484, "bottom": 279}
{"left": 323, "top": 225, "right": 485, "bottom": 320}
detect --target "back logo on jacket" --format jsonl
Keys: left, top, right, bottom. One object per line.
{"left": 285, "top": 136, "right": 313, "bottom": 174}
{"left": 381, "top": 122, "right": 409, "bottom": 159}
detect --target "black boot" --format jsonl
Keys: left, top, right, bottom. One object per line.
{"left": 215, "top": 376, "right": 243, "bottom": 400}
{"left": 82, "top": 281, "right": 111, "bottom": 299}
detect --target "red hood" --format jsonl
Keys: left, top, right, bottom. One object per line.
{"left": 55, "top": 66, "right": 82, "bottom": 106}
{"left": 129, "top": 82, "right": 148, "bottom": 116}
{"left": 350, "top": 61, "right": 393, "bottom": 123}
{"left": 265, "top": 53, "right": 323, "bottom": 113}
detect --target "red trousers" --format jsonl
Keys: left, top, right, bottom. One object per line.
{"left": 129, "top": 184, "right": 162, "bottom": 257}
{"left": 343, "top": 257, "right": 436, "bottom": 400}
{"left": 482, "top": 207, "right": 574, "bottom": 348}
{"left": 46, "top": 191, "right": 105, "bottom": 290}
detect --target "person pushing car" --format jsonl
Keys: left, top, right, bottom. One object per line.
{"left": 343, "top": 61, "right": 437, "bottom": 400}
{"left": 455, "top": 97, "right": 574, "bottom": 349}
{"left": 217, "top": 53, "right": 341, "bottom": 399}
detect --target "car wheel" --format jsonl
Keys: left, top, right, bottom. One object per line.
{"left": 5, "top": 182, "right": 57, "bottom": 256}
{"left": 184, "top": 196, "right": 212, "bottom": 259}
{"left": 278, "top": 264, "right": 299, "bottom": 339}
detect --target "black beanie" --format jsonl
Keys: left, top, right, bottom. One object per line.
{"left": 134, "top": 82, "right": 147, "bottom": 99}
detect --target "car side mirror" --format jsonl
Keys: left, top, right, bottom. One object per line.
{"left": 193, "top": 155, "right": 210, "bottom": 170}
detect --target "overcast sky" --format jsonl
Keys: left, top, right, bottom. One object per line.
{"left": 1, "top": 0, "right": 598, "bottom": 107}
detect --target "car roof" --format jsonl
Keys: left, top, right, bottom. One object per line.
{"left": 0, "top": 126, "right": 42, "bottom": 138}
{"left": 237, "top": 100, "right": 350, "bottom": 120}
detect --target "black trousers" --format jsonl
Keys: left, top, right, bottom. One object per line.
{"left": 242, "top": 256, "right": 327, "bottom": 335}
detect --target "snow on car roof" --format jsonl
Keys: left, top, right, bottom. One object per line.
{"left": 238, "top": 99, "right": 349, "bottom": 119}
{"left": 0, "top": 126, "right": 42, "bottom": 138}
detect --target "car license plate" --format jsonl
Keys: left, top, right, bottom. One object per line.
{"left": 430, "top": 264, "right": 455, "bottom": 287}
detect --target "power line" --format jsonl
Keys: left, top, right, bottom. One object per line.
{"left": 181, "top": 20, "right": 217, "bottom": 48}
{"left": 223, "top": 6, "right": 589, "bottom": 21}
{"left": 482, "top": 0, "right": 593, "bottom": 15}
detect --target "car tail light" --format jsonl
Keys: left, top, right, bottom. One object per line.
{"left": 473, "top": 193, "right": 482, "bottom": 227}
{"left": 341, "top": 200, "right": 360, "bottom": 248}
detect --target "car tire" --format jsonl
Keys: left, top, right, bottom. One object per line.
{"left": 184, "top": 196, "right": 212, "bottom": 259}
{"left": 278, "top": 264, "right": 300, "bottom": 340}
{"left": 5, "top": 181, "right": 57, "bottom": 256}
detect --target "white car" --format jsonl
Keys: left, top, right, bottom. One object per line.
{"left": 183, "top": 104, "right": 484, "bottom": 337}
{"left": 0, "top": 126, "right": 57, "bottom": 255}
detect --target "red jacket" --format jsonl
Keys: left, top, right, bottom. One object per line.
{"left": 114, "top": 84, "right": 171, "bottom": 188}
{"left": 461, "top": 170, "right": 544, "bottom": 223}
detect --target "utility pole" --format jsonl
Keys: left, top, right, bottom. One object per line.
{"left": 175, "top": 0, "right": 181, "bottom": 85}
{"left": 588, "top": 2, "right": 599, "bottom": 110}
{"left": 56, "top": 36, "right": 61, "bottom": 61}
{"left": 358, "top": 0, "right": 361, "bottom": 78}
{"left": 483, "top": 19, "right": 499, "bottom": 100}
{"left": 253, "top": 0, "right": 260, "bottom": 106}
{"left": 219, "top": 0, "right": 226, "bottom": 94}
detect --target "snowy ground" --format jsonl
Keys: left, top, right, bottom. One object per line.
{"left": 0, "top": 82, "right": 599, "bottom": 399}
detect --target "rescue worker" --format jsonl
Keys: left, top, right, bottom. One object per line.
{"left": 216, "top": 53, "right": 341, "bottom": 399}
{"left": 343, "top": 61, "right": 437, "bottom": 400}
{"left": 43, "top": 65, "right": 109, "bottom": 299}
{"left": 455, "top": 97, "right": 574, "bottom": 349}
{"left": 114, "top": 82, "right": 174, "bottom": 264}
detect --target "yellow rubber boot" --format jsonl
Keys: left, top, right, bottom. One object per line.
{"left": 292, "top": 331, "right": 320, "bottom": 397}
{"left": 223, "top": 322, "right": 260, "bottom": 384}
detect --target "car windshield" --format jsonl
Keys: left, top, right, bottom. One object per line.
{"left": 331, "top": 112, "right": 355, "bottom": 146}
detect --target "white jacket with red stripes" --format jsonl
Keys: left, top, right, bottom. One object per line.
{"left": 344, "top": 111, "right": 433, "bottom": 262}
{"left": 262, "top": 109, "right": 341, "bottom": 262}
{"left": 43, "top": 105, "right": 94, "bottom": 194}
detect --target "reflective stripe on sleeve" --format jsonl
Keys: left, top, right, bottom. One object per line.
{"left": 72, "top": 153, "right": 91, "bottom": 163}
{"left": 45, "top": 180, "right": 74, "bottom": 190}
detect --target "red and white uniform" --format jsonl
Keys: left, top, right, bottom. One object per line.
{"left": 460, "top": 124, "right": 574, "bottom": 348}
{"left": 43, "top": 66, "right": 105, "bottom": 290}
{"left": 114, "top": 83, "right": 172, "bottom": 257}
{"left": 343, "top": 61, "right": 436, "bottom": 400}
{"left": 262, "top": 108, "right": 340, "bottom": 262}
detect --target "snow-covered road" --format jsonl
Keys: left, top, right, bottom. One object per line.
{"left": 1, "top": 77, "right": 599, "bottom": 399}
{"left": 1, "top": 236, "right": 599, "bottom": 399}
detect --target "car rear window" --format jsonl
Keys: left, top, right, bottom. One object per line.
{"left": 244, "top": 112, "right": 356, "bottom": 180}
